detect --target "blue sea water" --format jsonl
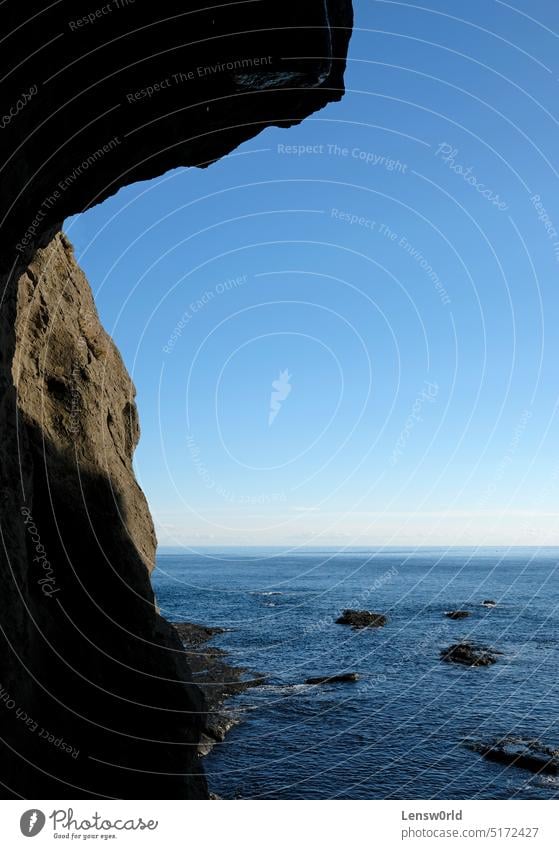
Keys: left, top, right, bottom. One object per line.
{"left": 152, "top": 547, "right": 559, "bottom": 800}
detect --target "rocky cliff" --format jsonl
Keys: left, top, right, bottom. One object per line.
{"left": 0, "top": 1, "right": 352, "bottom": 798}
{"left": 7, "top": 232, "right": 207, "bottom": 798}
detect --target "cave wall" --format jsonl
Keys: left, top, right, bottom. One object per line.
{"left": 0, "top": 1, "right": 352, "bottom": 798}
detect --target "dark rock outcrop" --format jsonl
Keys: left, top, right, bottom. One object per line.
{"left": 173, "top": 622, "right": 226, "bottom": 646}
{"left": 445, "top": 610, "right": 471, "bottom": 620}
{"left": 467, "top": 737, "right": 559, "bottom": 775}
{"left": 336, "top": 609, "right": 388, "bottom": 628}
{"left": 441, "top": 642, "right": 501, "bottom": 667}
{"left": 305, "top": 673, "right": 359, "bottom": 685}
{"left": 482, "top": 600, "right": 497, "bottom": 608}
{"left": 172, "top": 622, "right": 264, "bottom": 758}
{"left": 0, "top": 2, "right": 353, "bottom": 799}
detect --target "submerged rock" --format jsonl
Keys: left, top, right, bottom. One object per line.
{"left": 467, "top": 737, "right": 559, "bottom": 775}
{"left": 441, "top": 642, "right": 501, "bottom": 666}
{"left": 445, "top": 610, "right": 471, "bottom": 620}
{"left": 336, "top": 609, "right": 388, "bottom": 628}
{"left": 305, "top": 673, "right": 359, "bottom": 685}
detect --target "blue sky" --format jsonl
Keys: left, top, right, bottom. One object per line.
{"left": 65, "top": 0, "right": 559, "bottom": 546}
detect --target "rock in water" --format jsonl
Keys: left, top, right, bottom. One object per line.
{"left": 482, "top": 599, "right": 497, "bottom": 607}
{"left": 441, "top": 642, "right": 500, "bottom": 666}
{"left": 467, "top": 737, "right": 559, "bottom": 775}
{"left": 445, "top": 610, "right": 471, "bottom": 619}
{"left": 336, "top": 609, "right": 388, "bottom": 628}
{"left": 305, "top": 673, "right": 359, "bottom": 684}
{"left": 173, "top": 622, "right": 226, "bottom": 645}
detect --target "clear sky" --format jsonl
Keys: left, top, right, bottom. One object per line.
{"left": 65, "top": 0, "right": 559, "bottom": 547}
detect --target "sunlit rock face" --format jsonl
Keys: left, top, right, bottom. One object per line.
{"left": 10, "top": 233, "right": 207, "bottom": 798}
{"left": 15, "top": 233, "right": 157, "bottom": 574}
{"left": 0, "top": 2, "right": 352, "bottom": 798}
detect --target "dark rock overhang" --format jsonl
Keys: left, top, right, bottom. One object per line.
{"left": 1, "top": 0, "right": 353, "bottom": 268}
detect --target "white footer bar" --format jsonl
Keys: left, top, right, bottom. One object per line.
{"left": 3, "top": 799, "right": 557, "bottom": 849}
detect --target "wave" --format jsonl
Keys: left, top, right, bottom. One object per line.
{"left": 258, "top": 683, "right": 310, "bottom": 696}
{"left": 251, "top": 591, "right": 284, "bottom": 596}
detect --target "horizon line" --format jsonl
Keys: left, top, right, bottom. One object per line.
{"left": 156, "top": 543, "right": 559, "bottom": 551}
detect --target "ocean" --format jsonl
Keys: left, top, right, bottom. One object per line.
{"left": 152, "top": 547, "right": 559, "bottom": 800}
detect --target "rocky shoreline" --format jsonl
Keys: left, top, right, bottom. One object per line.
{"left": 172, "top": 623, "right": 265, "bottom": 758}
{"left": 172, "top": 612, "right": 558, "bottom": 790}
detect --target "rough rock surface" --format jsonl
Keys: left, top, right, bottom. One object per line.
{"left": 172, "top": 622, "right": 264, "bottom": 759}
{"left": 336, "top": 609, "right": 388, "bottom": 629}
{"left": 5, "top": 234, "right": 207, "bottom": 798}
{"left": 441, "top": 642, "right": 501, "bottom": 667}
{"left": 0, "top": 2, "right": 353, "bottom": 798}
{"left": 14, "top": 233, "right": 157, "bottom": 573}
{"left": 467, "top": 737, "right": 559, "bottom": 775}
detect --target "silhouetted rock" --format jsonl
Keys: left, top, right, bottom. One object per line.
{"left": 467, "top": 737, "right": 559, "bottom": 775}
{"left": 441, "top": 642, "right": 501, "bottom": 666}
{"left": 445, "top": 610, "right": 471, "bottom": 620}
{"left": 0, "top": 2, "right": 354, "bottom": 266}
{"left": 482, "top": 600, "right": 497, "bottom": 607}
{"left": 336, "top": 609, "right": 388, "bottom": 628}
{"left": 305, "top": 673, "right": 359, "bottom": 685}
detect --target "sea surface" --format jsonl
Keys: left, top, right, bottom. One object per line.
{"left": 152, "top": 547, "right": 559, "bottom": 800}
